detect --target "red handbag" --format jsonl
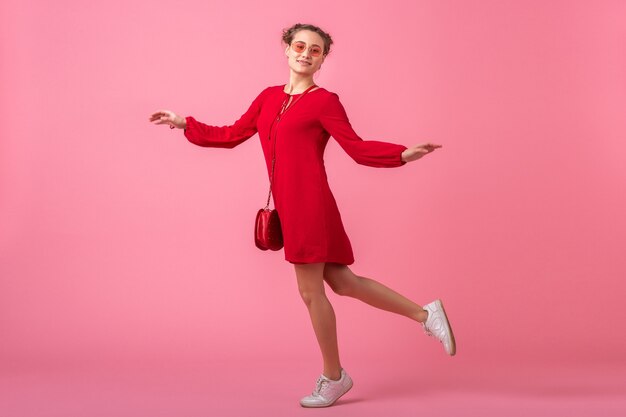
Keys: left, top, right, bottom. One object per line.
{"left": 254, "top": 206, "right": 283, "bottom": 251}
{"left": 254, "top": 83, "right": 318, "bottom": 251}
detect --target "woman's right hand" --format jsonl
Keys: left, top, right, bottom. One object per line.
{"left": 148, "top": 109, "right": 187, "bottom": 129}
{"left": 401, "top": 142, "right": 442, "bottom": 163}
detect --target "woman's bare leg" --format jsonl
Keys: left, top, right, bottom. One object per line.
{"left": 323, "top": 263, "right": 429, "bottom": 323}
{"left": 294, "top": 262, "right": 342, "bottom": 380}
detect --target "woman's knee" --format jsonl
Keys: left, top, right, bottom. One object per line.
{"left": 295, "top": 263, "right": 326, "bottom": 306}
{"left": 324, "top": 263, "right": 359, "bottom": 297}
{"left": 298, "top": 287, "right": 326, "bottom": 306}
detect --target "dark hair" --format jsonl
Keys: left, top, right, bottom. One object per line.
{"left": 282, "top": 23, "right": 333, "bottom": 56}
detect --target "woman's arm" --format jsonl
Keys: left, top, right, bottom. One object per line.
{"left": 183, "top": 87, "right": 270, "bottom": 149}
{"left": 319, "top": 93, "right": 408, "bottom": 167}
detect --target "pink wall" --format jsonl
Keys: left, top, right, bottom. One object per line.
{"left": 1, "top": 0, "right": 625, "bottom": 381}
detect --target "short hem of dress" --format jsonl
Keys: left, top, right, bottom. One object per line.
{"left": 287, "top": 258, "right": 355, "bottom": 266}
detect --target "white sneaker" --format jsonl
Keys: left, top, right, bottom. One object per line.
{"left": 299, "top": 368, "right": 353, "bottom": 408}
{"left": 421, "top": 299, "right": 456, "bottom": 356}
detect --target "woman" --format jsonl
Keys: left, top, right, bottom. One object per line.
{"left": 149, "top": 23, "right": 455, "bottom": 408}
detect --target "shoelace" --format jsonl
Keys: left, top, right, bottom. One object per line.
{"left": 422, "top": 322, "right": 443, "bottom": 345}
{"left": 422, "top": 323, "right": 446, "bottom": 347}
{"left": 312, "top": 376, "right": 330, "bottom": 396}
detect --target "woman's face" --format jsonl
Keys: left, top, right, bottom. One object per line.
{"left": 285, "top": 29, "right": 326, "bottom": 76}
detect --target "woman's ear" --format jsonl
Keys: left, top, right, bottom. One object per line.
{"left": 285, "top": 46, "right": 290, "bottom": 57}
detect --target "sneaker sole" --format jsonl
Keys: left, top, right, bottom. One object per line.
{"left": 435, "top": 299, "right": 456, "bottom": 356}
{"left": 299, "top": 379, "right": 354, "bottom": 408}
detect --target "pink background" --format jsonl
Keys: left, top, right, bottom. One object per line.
{"left": 1, "top": 0, "right": 625, "bottom": 416}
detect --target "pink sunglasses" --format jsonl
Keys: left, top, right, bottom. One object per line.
{"left": 290, "top": 41, "right": 323, "bottom": 57}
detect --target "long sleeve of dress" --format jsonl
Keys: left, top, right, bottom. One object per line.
{"left": 183, "top": 88, "right": 268, "bottom": 149}
{"left": 319, "top": 93, "right": 408, "bottom": 168}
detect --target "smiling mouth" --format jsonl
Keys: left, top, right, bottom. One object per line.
{"left": 297, "top": 60, "right": 311, "bottom": 65}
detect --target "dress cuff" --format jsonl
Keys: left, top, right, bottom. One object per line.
{"left": 184, "top": 116, "right": 193, "bottom": 131}
{"left": 399, "top": 145, "right": 408, "bottom": 166}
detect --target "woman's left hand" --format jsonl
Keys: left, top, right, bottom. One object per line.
{"left": 401, "top": 143, "right": 442, "bottom": 163}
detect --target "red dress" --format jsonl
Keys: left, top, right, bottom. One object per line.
{"left": 183, "top": 84, "right": 408, "bottom": 265}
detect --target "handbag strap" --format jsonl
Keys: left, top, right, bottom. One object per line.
{"left": 264, "top": 84, "right": 318, "bottom": 209}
